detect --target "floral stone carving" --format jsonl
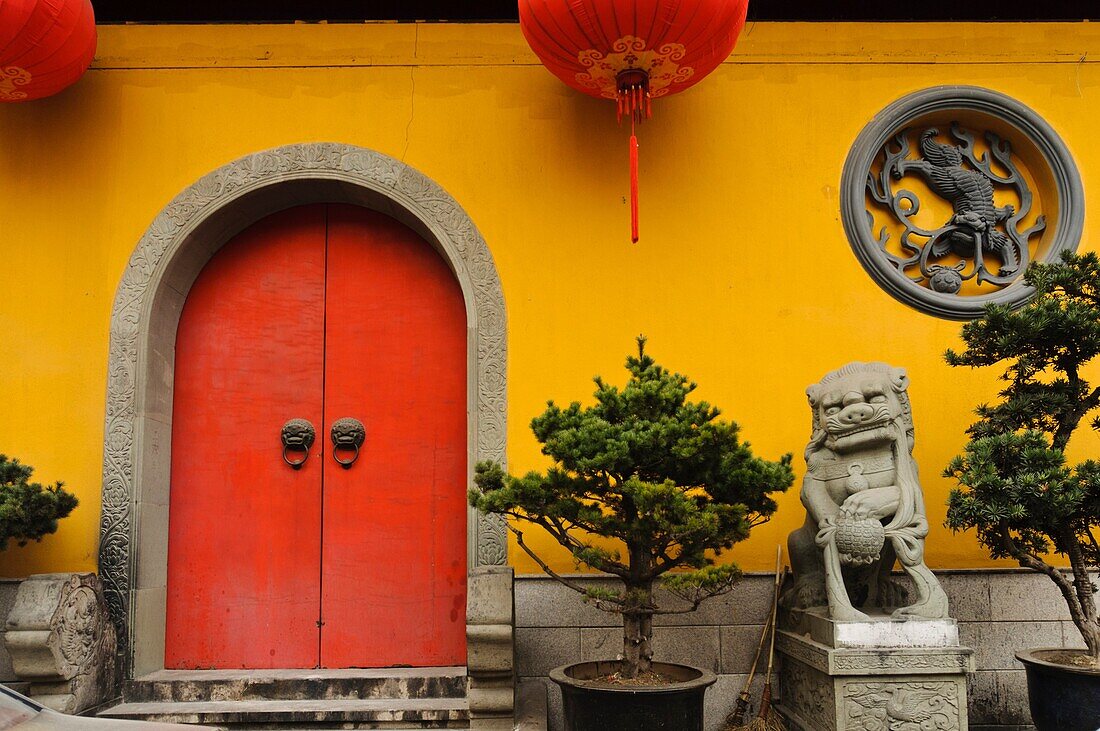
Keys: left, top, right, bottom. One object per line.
{"left": 4, "top": 574, "right": 117, "bottom": 714}
{"left": 782, "top": 362, "right": 948, "bottom": 621}
{"left": 775, "top": 641, "right": 973, "bottom": 731}
{"left": 780, "top": 658, "right": 834, "bottom": 729}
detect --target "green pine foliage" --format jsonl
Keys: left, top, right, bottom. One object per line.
{"left": 944, "top": 251, "right": 1100, "bottom": 662}
{"left": 470, "top": 338, "right": 793, "bottom": 677}
{"left": 0, "top": 455, "right": 78, "bottom": 550}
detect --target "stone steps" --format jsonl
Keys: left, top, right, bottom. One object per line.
{"left": 122, "top": 668, "right": 467, "bottom": 703}
{"left": 99, "top": 668, "right": 470, "bottom": 729}
{"left": 101, "top": 697, "right": 467, "bottom": 727}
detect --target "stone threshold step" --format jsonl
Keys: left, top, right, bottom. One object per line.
{"left": 136, "top": 668, "right": 466, "bottom": 681}
{"left": 164, "top": 727, "right": 468, "bottom": 730}
{"left": 102, "top": 697, "right": 469, "bottom": 725}
{"left": 166, "top": 726, "right": 468, "bottom": 730}
{"left": 124, "top": 667, "right": 468, "bottom": 703}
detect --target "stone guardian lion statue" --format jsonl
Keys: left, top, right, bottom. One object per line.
{"left": 782, "top": 362, "right": 948, "bottom": 621}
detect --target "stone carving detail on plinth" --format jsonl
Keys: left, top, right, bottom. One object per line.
{"left": 4, "top": 574, "right": 117, "bottom": 714}
{"left": 844, "top": 681, "right": 960, "bottom": 731}
{"left": 775, "top": 612, "right": 973, "bottom": 731}
{"left": 784, "top": 659, "right": 834, "bottom": 729}
{"left": 782, "top": 362, "right": 948, "bottom": 622}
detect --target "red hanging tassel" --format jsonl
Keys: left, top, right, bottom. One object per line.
{"left": 630, "top": 126, "right": 639, "bottom": 244}
{"left": 615, "top": 71, "right": 648, "bottom": 243}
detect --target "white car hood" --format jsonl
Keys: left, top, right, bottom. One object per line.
{"left": 20, "top": 709, "right": 211, "bottom": 730}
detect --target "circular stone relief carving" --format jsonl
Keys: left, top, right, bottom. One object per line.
{"left": 841, "top": 86, "right": 1084, "bottom": 319}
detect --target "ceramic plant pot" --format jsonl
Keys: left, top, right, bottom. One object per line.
{"left": 1016, "top": 647, "right": 1100, "bottom": 731}
{"left": 549, "top": 660, "right": 716, "bottom": 731}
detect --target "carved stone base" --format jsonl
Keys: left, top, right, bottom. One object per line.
{"left": 776, "top": 610, "right": 973, "bottom": 731}
{"left": 466, "top": 566, "right": 515, "bottom": 730}
{"left": 4, "top": 573, "right": 117, "bottom": 714}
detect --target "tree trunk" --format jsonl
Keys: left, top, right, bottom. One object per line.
{"left": 1061, "top": 531, "right": 1100, "bottom": 665}
{"left": 1076, "top": 619, "right": 1100, "bottom": 666}
{"left": 621, "top": 578, "right": 655, "bottom": 679}
{"left": 621, "top": 610, "right": 654, "bottom": 678}
{"left": 1083, "top": 620, "right": 1100, "bottom": 664}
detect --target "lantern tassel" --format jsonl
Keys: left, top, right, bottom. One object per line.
{"left": 615, "top": 72, "right": 648, "bottom": 243}
{"left": 630, "top": 123, "right": 639, "bottom": 244}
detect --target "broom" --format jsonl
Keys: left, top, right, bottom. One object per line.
{"left": 723, "top": 605, "right": 772, "bottom": 728}
{"left": 726, "top": 546, "right": 787, "bottom": 731}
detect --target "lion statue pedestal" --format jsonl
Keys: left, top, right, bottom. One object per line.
{"left": 774, "top": 363, "right": 973, "bottom": 731}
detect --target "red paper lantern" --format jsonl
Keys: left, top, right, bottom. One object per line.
{"left": 0, "top": 0, "right": 97, "bottom": 103}
{"left": 519, "top": 0, "right": 749, "bottom": 242}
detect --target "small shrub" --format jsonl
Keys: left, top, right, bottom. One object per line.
{"left": 0, "top": 455, "right": 78, "bottom": 550}
{"left": 470, "top": 338, "right": 793, "bottom": 678}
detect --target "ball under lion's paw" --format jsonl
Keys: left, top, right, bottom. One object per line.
{"left": 835, "top": 514, "right": 885, "bottom": 566}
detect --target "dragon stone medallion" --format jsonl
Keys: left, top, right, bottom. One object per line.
{"left": 841, "top": 86, "right": 1084, "bottom": 320}
{"left": 872, "top": 124, "right": 1041, "bottom": 291}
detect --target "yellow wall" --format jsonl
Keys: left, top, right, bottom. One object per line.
{"left": 1, "top": 22, "right": 1099, "bottom": 577}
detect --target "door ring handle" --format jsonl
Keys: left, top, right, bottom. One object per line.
{"left": 331, "top": 417, "right": 366, "bottom": 469}
{"left": 334, "top": 443, "right": 359, "bottom": 468}
{"left": 281, "top": 418, "right": 316, "bottom": 470}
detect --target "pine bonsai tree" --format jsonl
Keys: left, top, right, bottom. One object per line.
{"left": 470, "top": 338, "right": 793, "bottom": 679}
{"left": 944, "top": 251, "right": 1100, "bottom": 664}
{"left": 0, "top": 455, "right": 78, "bottom": 550}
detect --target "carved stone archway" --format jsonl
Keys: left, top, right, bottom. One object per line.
{"left": 99, "top": 143, "right": 507, "bottom": 676}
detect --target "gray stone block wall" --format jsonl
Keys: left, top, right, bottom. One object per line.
{"left": 515, "top": 570, "right": 1094, "bottom": 731}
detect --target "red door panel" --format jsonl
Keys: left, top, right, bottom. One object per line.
{"left": 166, "top": 205, "right": 327, "bottom": 669}
{"left": 166, "top": 203, "right": 467, "bottom": 670}
{"left": 320, "top": 205, "right": 468, "bottom": 667}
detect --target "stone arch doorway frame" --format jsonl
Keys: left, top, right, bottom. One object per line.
{"left": 99, "top": 143, "right": 508, "bottom": 677}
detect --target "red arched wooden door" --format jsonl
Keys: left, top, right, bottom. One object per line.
{"left": 165, "top": 203, "right": 467, "bottom": 669}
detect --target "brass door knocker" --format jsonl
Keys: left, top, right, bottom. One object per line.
{"left": 281, "top": 419, "right": 316, "bottom": 470}
{"left": 330, "top": 417, "right": 366, "bottom": 469}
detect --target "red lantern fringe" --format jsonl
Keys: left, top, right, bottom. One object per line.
{"left": 615, "top": 78, "right": 651, "bottom": 125}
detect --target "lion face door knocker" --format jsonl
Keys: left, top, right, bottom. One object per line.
{"left": 330, "top": 417, "right": 366, "bottom": 469}
{"left": 781, "top": 362, "right": 949, "bottom": 622}
{"left": 281, "top": 418, "right": 316, "bottom": 470}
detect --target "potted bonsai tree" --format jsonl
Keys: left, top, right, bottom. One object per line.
{"left": 470, "top": 338, "right": 793, "bottom": 731}
{"left": 0, "top": 454, "right": 78, "bottom": 548}
{"left": 943, "top": 251, "right": 1100, "bottom": 731}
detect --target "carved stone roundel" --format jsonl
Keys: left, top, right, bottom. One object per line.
{"left": 841, "top": 86, "right": 1084, "bottom": 320}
